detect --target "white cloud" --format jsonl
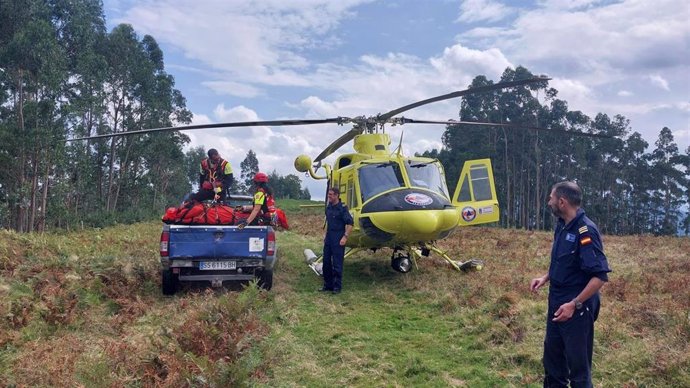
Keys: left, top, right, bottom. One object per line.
{"left": 458, "top": 0, "right": 690, "bottom": 79}
{"left": 548, "top": 77, "right": 594, "bottom": 106}
{"left": 430, "top": 44, "right": 513, "bottom": 85}
{"left": 114, "top": 0, "right": 375, "bottom": 86}
{"left": 213, "top": 104, "right": 259, "bottom": 122}
{"left": 617, "top": 90, "right": 633, "bottom": 97}
{"left": 673, "top": 129, "right": 690, "bottom": 143}
{"left": 201, "top": 81, "right": 262, "bottom": 98}
{"left": 649, "top": 74, "right": 670, "bottom": 91}
{"left": 457, "top": 0, "right": 514, "bottom": 23}
{"left": 537, "top": 0, "right": 605, "bottom": 11}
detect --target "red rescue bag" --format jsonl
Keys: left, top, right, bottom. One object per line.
{"left": 180, "top": 202, "right": 206, "bottom": 224}
{"left": 275, "top": 208, "right": 289, "bottom": 230}
{"left": 206, "top": 204, "right": 235, "bottom": 225}
{"left": 162, "top": 207, "right": 178, "bottom": 224}
{"left": 192, "top": 210, "right": 207, "bottom": 224}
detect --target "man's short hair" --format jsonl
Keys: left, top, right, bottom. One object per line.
{"left": 328, "top": 187, "right": 340, "bottom": 195}
{"left": 552, "top": 181, "right": 582, "bottom": 207}
{"left": 207, "top": 148, "right": 219, "bottom": 158}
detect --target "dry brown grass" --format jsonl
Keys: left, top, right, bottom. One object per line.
{"left": 0, "top": 216, "right": 688, "bottom": 386}
{"left": 298, "top": 218, "right": 689, "bottom": 386}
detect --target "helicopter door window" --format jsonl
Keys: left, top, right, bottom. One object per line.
{"left": 457, "top": 177, "right": 471, "bottom": 202}
{"left": 405, "top": 161, "right": 449, "bottom": 198}
{"left": 338, "top": 157, "right": 352, "bottom": 169}
{"left": 347, "top": 178, "right": 356, "bottom": 207}
{"left": 470, "top": 165, "right": 492, "bottom": 201}
{"left": 359, "top": 163, "right": 405, "bottom": 202}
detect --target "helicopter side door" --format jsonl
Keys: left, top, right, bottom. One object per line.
{"left": 452, "top": 159, "right": 499, "bottom": 226}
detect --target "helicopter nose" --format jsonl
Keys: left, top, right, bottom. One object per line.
{"left": 403, "top": 211, "right": 441, "bottom": 234}
{"left": 364, "top": 209, "right": 459, "bottom": 241}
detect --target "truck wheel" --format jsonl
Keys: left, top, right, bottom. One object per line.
{"left": 257, "top": 269, "right": 273, "bottom": 290}
{"left": 161, "top": 269, "right": 179, "bottom": 295}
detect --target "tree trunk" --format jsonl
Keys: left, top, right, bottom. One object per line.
{"left": 106, "top": 92, "right": 124, "bottom": 212}
{"left": 112, "top": 136, "right": 135, "bottom": 212}
{"left": 503, "top": 128, "right": 511, "bottom": 228}
{"left": 16, "top": 69, "right": 27, "bottom": 232}
{"left": 534, "top": 133, "right": 541, "bottom": 230}
{"left": 39, "top": 149, "right": 51, "bottom": 232}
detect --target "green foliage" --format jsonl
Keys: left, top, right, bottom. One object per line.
{"left": 240, "top": 149, "right": 260, "bottom": 193}
{"left": 269, "top": 170, "right": 311, "bottom": 199}
{"left": 0, "top": 2, "right": 192, "bottom": 232}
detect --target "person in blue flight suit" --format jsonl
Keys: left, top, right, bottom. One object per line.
{"left": 320, "top": 187, "right": 353, "bottom": 294}
{"left": 530, "top": 181, "right": 611, "bottom": 388}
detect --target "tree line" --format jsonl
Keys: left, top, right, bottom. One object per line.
{"left": 0, "top": 0, "right": 308, "bottom": 232}
{"left": 422, "top": 67, "right": 690, "bottom": 236}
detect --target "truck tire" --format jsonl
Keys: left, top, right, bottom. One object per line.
{"left": 161, "top": 269, "right": 179, "bottom": 295}
{"left": 257, "top": 269, "right": 273, "bottom": 290}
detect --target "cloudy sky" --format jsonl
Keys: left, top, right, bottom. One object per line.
{"left": 104, "top": 0, "right": 690, "bottom": 198}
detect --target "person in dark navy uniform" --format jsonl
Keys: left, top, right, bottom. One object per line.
{"left": 530, "top": 181, "right": 611, "bottom": 388}
{"left": 321, "top": 187, "right": 353, "bottom": 294}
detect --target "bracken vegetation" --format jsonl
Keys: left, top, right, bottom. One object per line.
{"left": 0, "top": 210, "right": 688, "bottom": 386}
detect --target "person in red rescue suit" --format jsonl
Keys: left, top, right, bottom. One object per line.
{"left": 190, "top": 148, "right": 234, "bottom": 202}
{"left": 238, "top": 172, "right": 276, "bottom": 228}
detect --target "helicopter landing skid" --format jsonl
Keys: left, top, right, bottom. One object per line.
{"left": 417, "top": 244, "right": 485, "bottom": 272}
{"left": 304, "top": 247, "right": 366, "bottom": 277}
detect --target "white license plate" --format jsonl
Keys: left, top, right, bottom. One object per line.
{"left": 199, "top": 261, "right": 236, "bottom": 270}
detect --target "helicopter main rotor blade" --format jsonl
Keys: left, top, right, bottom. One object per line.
{"left": 66, "top": 117, "right": 346, "bottom": 142}
{"left": 378, "top": 77, "right": 550, "bottom": 121}
{"left": 313, "top": 127, "right": 364, "bottom": 163}
{"left": 400, "top": 119, "right": 613, "bottom": 139}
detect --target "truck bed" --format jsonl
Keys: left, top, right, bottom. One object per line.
{"left": 160, "top": 224, "right": 277, "bottom": 294}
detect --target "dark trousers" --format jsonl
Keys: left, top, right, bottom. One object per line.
{"left": 322, "top": 237, "right": 345, "bottom": 291}
{"left": 189, "top": 189, "right": 225, "bottom": 202}
{"left": 543, "top": 300, "right": 600, "bottom": 388}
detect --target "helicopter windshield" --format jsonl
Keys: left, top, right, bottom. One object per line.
{"left": 405, "top": 161, "right": 449, "bottom": 198}
{"left": 359, "top": 162, "right": 405, "bottom": 202}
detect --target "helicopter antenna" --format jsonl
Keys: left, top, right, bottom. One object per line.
{"left": 394, "top": 131, "right": 404, "bottom": 157}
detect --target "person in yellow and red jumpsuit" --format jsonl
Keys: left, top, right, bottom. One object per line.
{"left": 238, "top": 172, "right": 275, "bottom": 227}
{"left": 190, "top": 148, "right": 234, "bottom": 202}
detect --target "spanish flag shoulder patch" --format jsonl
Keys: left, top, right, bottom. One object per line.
{"left": 578, "top": 225, "right": 589, "bottom": 234}
{"left": 580, "top": 236, "right": 592, "bottom": 246}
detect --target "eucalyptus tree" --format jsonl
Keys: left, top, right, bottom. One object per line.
{"left": 0, "top": 0, "right": 68, "bottom": 231}
{"left": 648, "top": 127, "right": 686, "bottom": 234}
{"left": 240, "top": 149, "right": 260, "bottom": 193}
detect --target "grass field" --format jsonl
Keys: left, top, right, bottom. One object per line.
{"left": 0, "top": 207, "right": 688, "bottom": 387}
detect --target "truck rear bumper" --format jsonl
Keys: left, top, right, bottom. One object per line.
{"left": 179, "top": 274, "right": 256, "bottom": 282}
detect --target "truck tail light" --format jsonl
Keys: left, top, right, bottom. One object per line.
{"left": 160, "top": 231, "right": 170, "bottom": 257}
{"left": 267, "top": 229, "right": 276, "bottom": 256}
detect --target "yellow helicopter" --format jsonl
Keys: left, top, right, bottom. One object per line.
{"left": 68, "top": 76, "right": 605, "bottom": 274}
{"left": 295, "top": 131, "right": 498, "bottom": 273}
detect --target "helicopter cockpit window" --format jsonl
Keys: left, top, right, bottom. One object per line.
{"left": 405, "top": 161, "right": 449, "bottom": 198}
{"left": 359, "top": 162, "right": 405, "bottom": 202}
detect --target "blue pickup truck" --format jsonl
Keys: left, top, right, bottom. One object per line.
{"left": 159, "top": 224, "right": 277, "bottom": 295}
